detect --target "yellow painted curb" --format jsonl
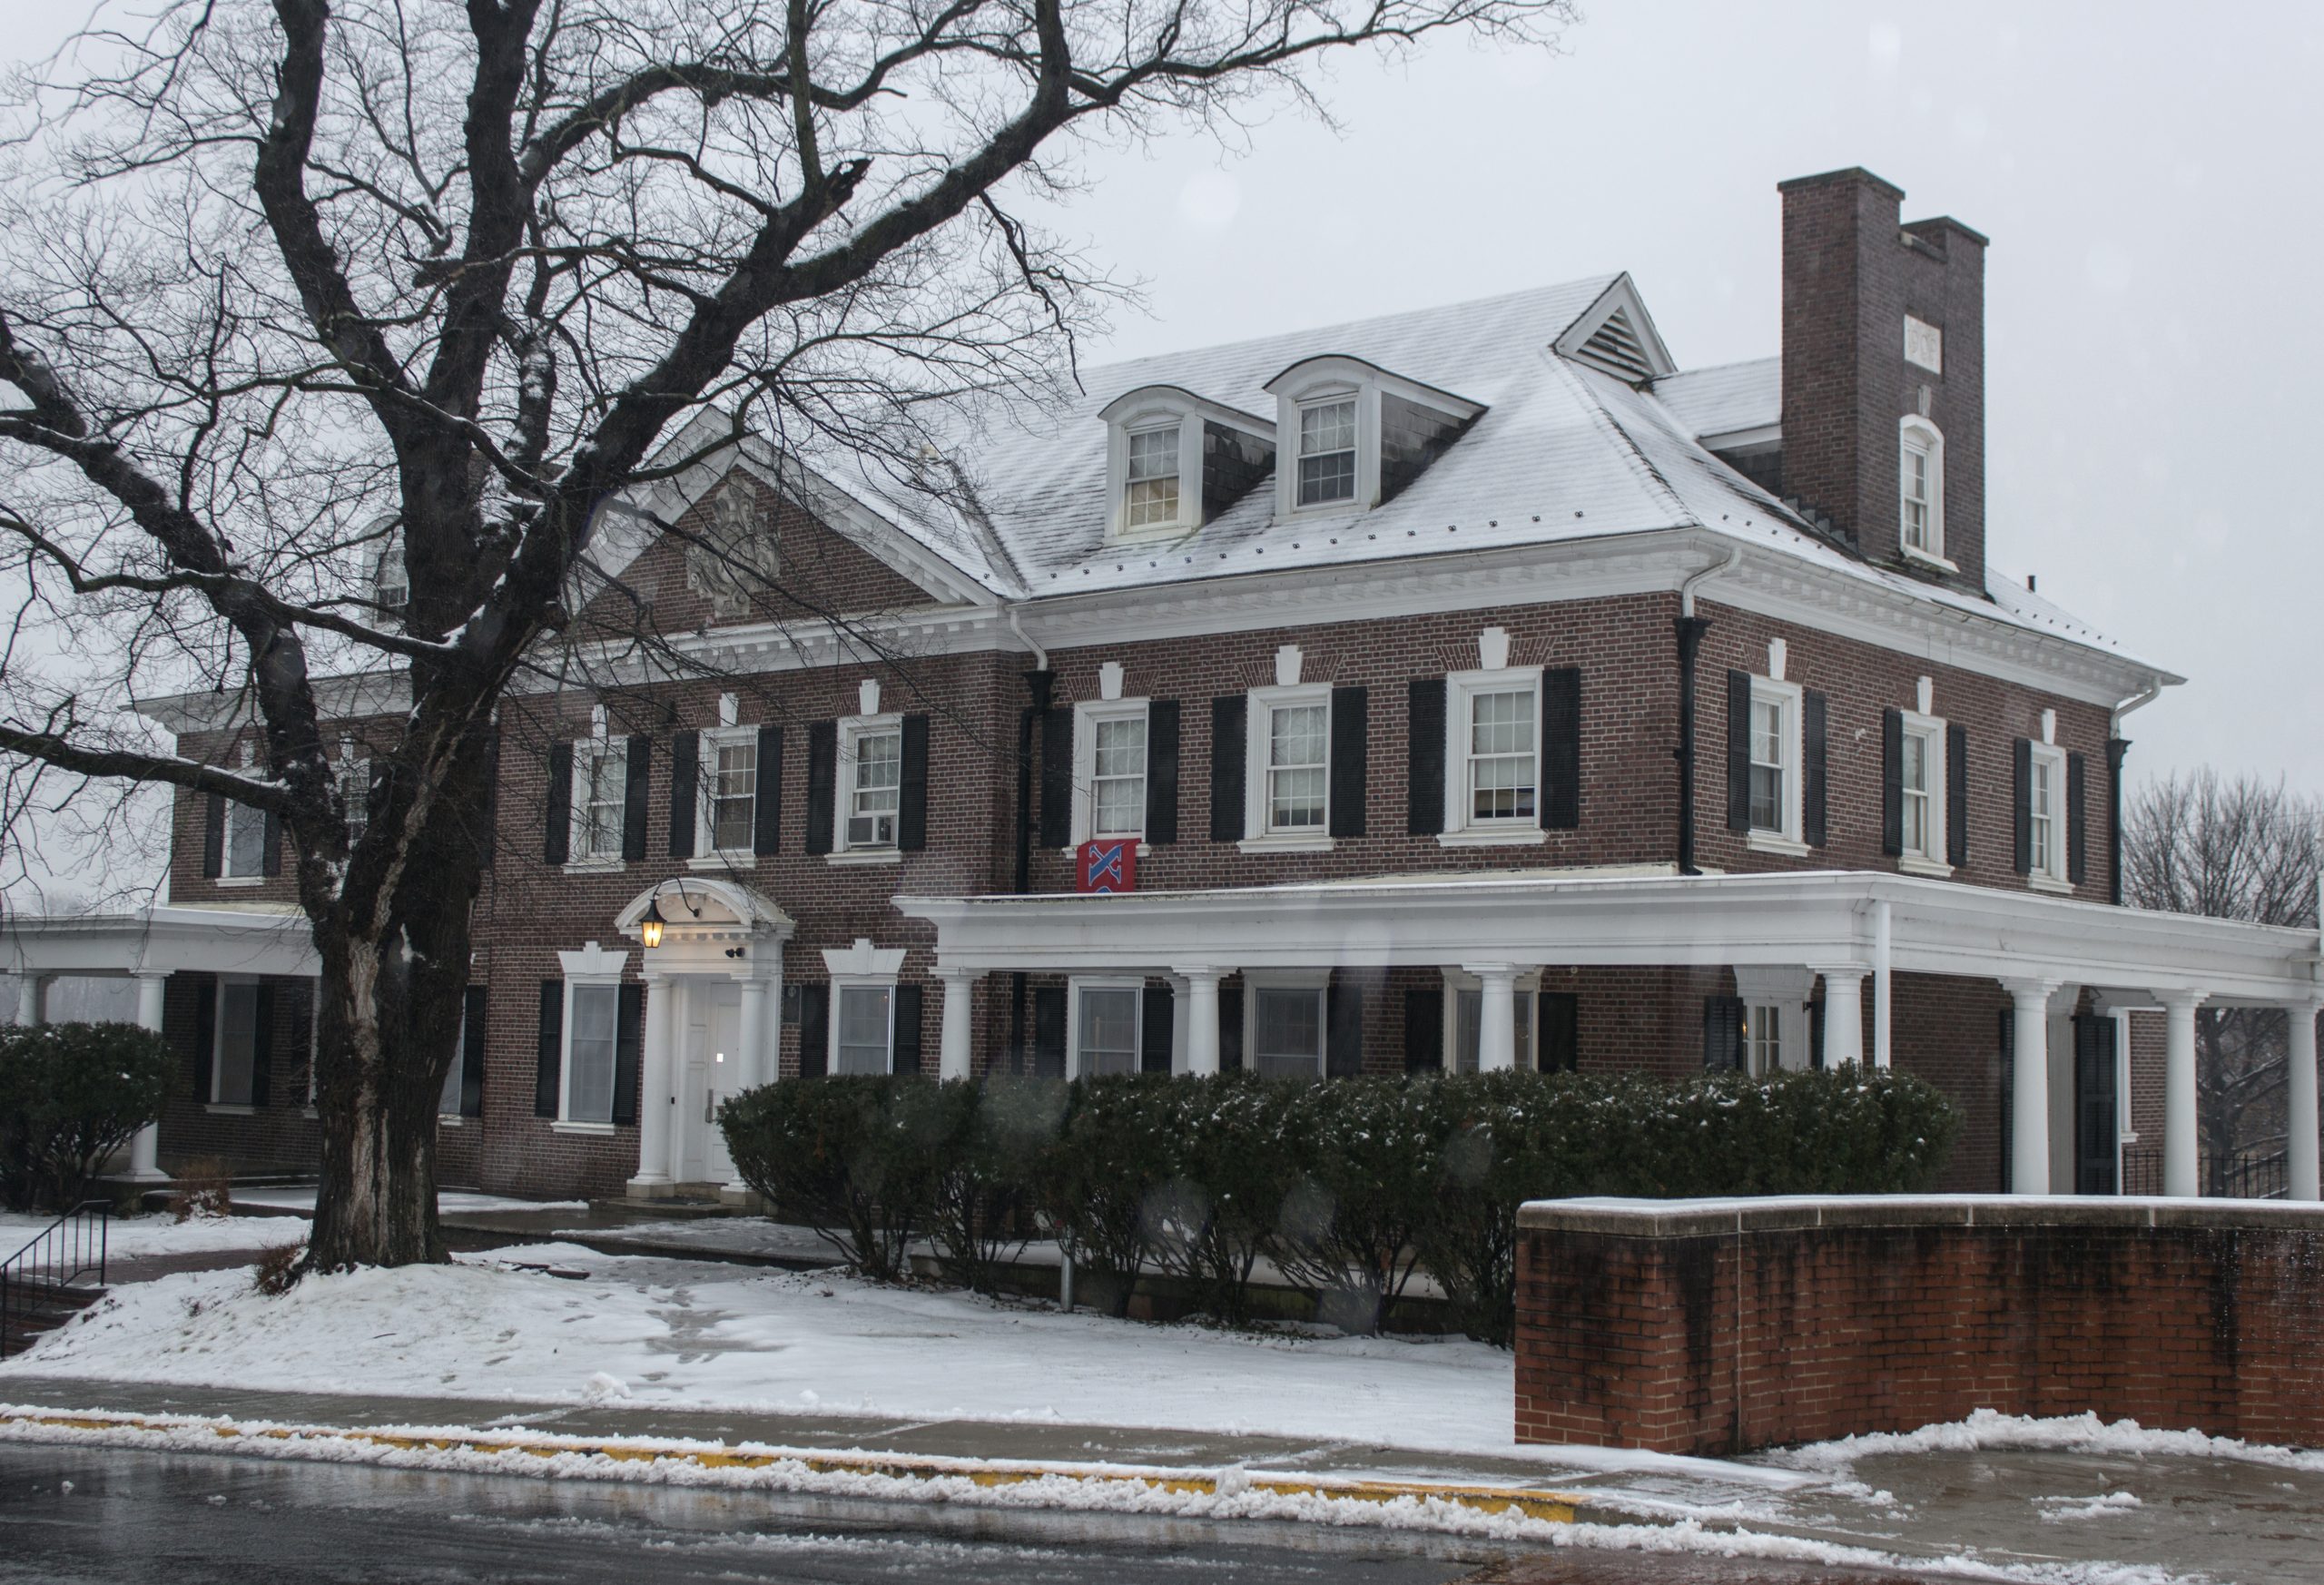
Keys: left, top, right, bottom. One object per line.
{"left": 0, "top": 1408, "right": 1585, "bottom": 1524}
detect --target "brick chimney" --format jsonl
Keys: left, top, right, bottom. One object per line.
{"left": 1778, "top": 168, "right": 1987, "bottom": 591}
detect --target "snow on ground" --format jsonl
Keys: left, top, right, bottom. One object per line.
{"left": 0, "top": 1211, "right": 303, "bottom": 1260}
{"left": 232, "top": 1188, "right": 588, "bottom": 1216}
{"left": 1772, "top": 1407, "right": 2324, "bottom": 1476}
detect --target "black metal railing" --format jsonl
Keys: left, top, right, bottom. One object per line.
{"left": 2121, "top": 1144, "right": 2162, "bottom": 1196}
{"left": 2115, "top": 1144, "right": 2287, "bottom": 1200}
{"left": 1, "top": 1199, "right": 109, "bottom": 1359}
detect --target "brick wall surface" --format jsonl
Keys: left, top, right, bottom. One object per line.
{"left": 1514, "top": 1205, "right": 2324, "bottom": 1455}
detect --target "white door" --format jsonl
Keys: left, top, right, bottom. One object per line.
{"left": 680, "top": 984, "right": 742, "bottom": 1184}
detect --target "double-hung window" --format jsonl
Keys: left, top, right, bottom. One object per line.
{"left": 842, "top": 724, "right": 901, "bottom": 850}
{"left": 1070, "top": 980, "right": 1142, "bottom": 1078}
{"left": 571, "top": 738, "right": 626, "bottom": 862}
{"left": 564, "top": 984, "right": 618, "bottom": 1125}
{"left": 1749, "top": 694, "right": 1787, "bottom": 833}
{"left": 1265, "top": 702, "right": 1329, "bottom": 832}
{"left": 1898, "top": 418, "right": 1945, "bottom": 562}
{"left": 1466, "top": 686, "right": 1537, "bottom": 824}
{"left": 1743, "top": 1002, "right": 1783, "bottom": 1076}
{"left": 223, "top": 802, "right": 270, "bottom": 880}
{"left": 1900, "top": 727, "right": 1932, "bottom": 859}
{"left": 1090, "top": 713, "right": 1147, "bottom": 840}
{"left": 1125, "top": 427, "right": 1180, "bottom": 530}
{"left": 1250, "top": 982, "right": 1325, "bottom": 1079}
{"left": 2029, "top": 743, "right": 2065, "bottom": 882}
{"left": 704, "top": 734, "right": 758, "bottom": 854}
{"left": 1295, "top": 399, "right": 1357, "bottom": 507}
{"left": 833, "top": 983, "right": 894, "bottom": 1074}
{"left": 338, "top": 745, "right": 369, "bottom": 850}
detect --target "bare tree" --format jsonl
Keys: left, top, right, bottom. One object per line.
{"left": 2122, "top": 769, "right": 2323, "bottom": 1191}
{"left": 0, "top": 0, "right": 1573, "bottom": 1270}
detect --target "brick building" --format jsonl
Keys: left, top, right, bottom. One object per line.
{"left": 9, "top": 167, "right": 2319, "bottom": 1205}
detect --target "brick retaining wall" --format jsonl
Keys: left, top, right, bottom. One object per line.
{"left": 1513, "top": 1196, "right": 2324, "bottom": 1456}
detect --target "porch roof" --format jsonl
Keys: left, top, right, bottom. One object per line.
{"left": 3, "top": 904, "right": 320, "bottom": 980}
{"left": 898, "top": 868, "right": 2324, "bottom": 1007}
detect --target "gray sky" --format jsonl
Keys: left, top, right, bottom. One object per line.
{"left": 1032, "top": 1, "right": 2323, "bottom": 792}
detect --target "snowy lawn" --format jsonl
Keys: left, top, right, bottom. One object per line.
{"left": 1, "top": 1242, "right": 1532, "bottom": 1458}
{"left": 0, "top": 1210, "right": 305, "bottom": 1260}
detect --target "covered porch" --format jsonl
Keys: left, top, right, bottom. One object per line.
{"left": 901, "top": 869, "right": 2324, "bottom": 1199}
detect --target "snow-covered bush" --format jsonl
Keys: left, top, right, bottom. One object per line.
{"left": 0, "top": 1020, "right": 173, "bottom": 1212}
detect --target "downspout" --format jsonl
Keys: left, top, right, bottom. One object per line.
{"left": 1007, "top": 605, "right": 1051, "bottom": 1075}
{"left": 2105, "top": 677, "right": 2164, "bottom": 907}
{"left": 1674, "top": 546, "right": 1743, "bottom": 876}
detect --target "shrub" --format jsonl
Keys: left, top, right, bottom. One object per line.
{"left": 0, "top": 1021, "right": 173, "bottom": 1213}
{"left": 1142, "top": 1075, "right": 1296, "bottom": 1326}
{"left": 169, "top": 1157, "right": 235, "bottom": 1222}
{"left": 1267, "top": 1076, "right": 1441, "bottom": 1334}
{"left": 927, "top": 1078, "right": 1063, "bottom": 1295}
{"left": 1039, "top": 1076, "right": 1177, "bottom": 1316}
{"left": 719, "top": 1077, "right": 950, "bottom": 1281}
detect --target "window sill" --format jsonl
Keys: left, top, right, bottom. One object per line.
{"left": 2026, "top": 872, "right": 2074, "bottom": 895}
{"left": 437, "top": 1115, "right": 463, "bottom": 1127}
{"left": 205, "top": 1103, "right": 256, "bottom": 1116}
{"left": 1437, "top": 827, "right": 1547, "bottom": 849}
{"left": 551, "top": 1120, "right": 615, "bottom": 1136}
{"left": 1747, "top": 832, "right": 1812, "bottom": 858}
{"left": 1236, "top": 833, "right": 1335, "bottom": 855}
{"left": 825, "top": 848, "right": 902, "bottom": 867}
{"left": 1067, "top": 841, "right": 1151, "bottom": 857}
{"left": 2119, "top": 1131, "right": 2141, "bottom": 1145}
{"left": 686, "top": 852, "right": 757, "bottom": 871}
{"left": 562, "top": 857, "right": 625, "bottom": 875}
{"left": 1902, "top": 544, "right": 1961, "bottom": 575}
{"left": 1897, "top": 855, "right": 1955, "bottom": 879}
{"left": 215, "top": 875, "right": 267, "bottom": 889}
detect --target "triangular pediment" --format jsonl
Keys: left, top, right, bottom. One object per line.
{"left": 1554, "top": 274, "right": 1677, "bottom": 386}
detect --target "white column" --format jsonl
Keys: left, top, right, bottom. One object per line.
{"left": 1817, "top": 968, "right": 1866, "bottom": 1069}
{"left": 2001, "top": 979, "right": 2056, "bottom": 1195}
{"left": 936, "top": 968, "right": 978, "bottom": 1081}
{"left": 126, "top": 970, "right": 172, "bottom": 1181}
{"left": 628, "top": 973, "right": 676, "bottom": 1195}
{"left": 1176, "top": 967, "right": 1226, "bottom": 1076}
{"left": 1872, "top": 900, "right": 1893, "bottom": 1069}
{"left": 1167, "top": 975, "right": 1191, "bottom": 1075}
{"left": 736, "top": 976, "right": 771, "bottom": 1092}
{"left": 2290, "top": 999, "right": 2322, "bottom": 1203}
{"left": 15, "top": 973, "right": 41, "bottom": 1028}
{"left": 2161, "top": 990, "right": 2206, "bottom": 1197}
{"left": 1464, "top": 963, "right": 1521, "bottom": 1072}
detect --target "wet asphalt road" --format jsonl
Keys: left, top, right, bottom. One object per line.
{"left": 0, "top": 1444, "right": 1935, "bottom": 1585}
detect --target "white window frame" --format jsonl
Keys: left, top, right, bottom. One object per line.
{"left": 832, "top": 713, "right": 904, "bottom": 862}
{"left": 1293, "top": 393, "right": 1361, "bottom": 510}
{"left": 1123, "top": 423, "right": 1184, "bottom": 533}
{"left": 221, "top": 800, "right": 270, "bottom": 883}
{"left": 1746, "top": 675, "right": 1807, "bottom": 855}
{"left": 828, "top": 976, "right": 899, "bottom": 1075}
{"left": 1242, "top": 970, "right": 1330, "bottom": 1080}
{"left": 1098, "top": 387, "right": 1274, "bottom": 542}
{"left": 1240, "top": 683, "right": 1335, "bottom": 853}
{"left": 1743, "top": 1000, "right": 1784, "bottom": 1076}
{"left": 2027, "top": 740, "right": 2070, "bottom": 890}
{"left": 337, "top": 744, "right": 369, "bottom": 851}
{"left": 1440, "top": 666, "right": 1549, "bottom": 847}
{"left": 1067, "top": 976, "right": 1146, "bottom": 1079}
{"left": 210, "top": 975, "right": 261, "bottom": 1111}
{"left": 693, "top": 724, "right": 761, "bottom": 862}
{"left": 1896, "top": 710, "right": 1951, "bottom": 877}
{"left": 554, "top": 943, "right": 628, "bottom": 1134}
{"left": 1439, "top": 967, "right": 1542, "bottom": 1073}
{"left": 1070, "top": 699, "right": 1150, "bottom": 847}
{"left": 566, "top": 734, "right": 627, "bottom": 871}
{"left": 1898, "top": 416, "right": 1951, "bottom": 569}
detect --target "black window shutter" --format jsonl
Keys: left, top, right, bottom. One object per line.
{"left": 1802, "top": 690, "right": 1828, "bottom": 848}
{"left": 201, "top": 792, "right": 225, "bottom": 878}
{"left": 1140, "top": 984, "right": 1174, "bottom": 1073}
{"left": 1208, "top": 695, "right": 1247, "bottom": 842}
{"left": 1540, "top": 991, "right": 1580, "bottom": 1073}
{"left": 249, "top": 983, "right": 275, "bottom": 1107}
{"left": 1725, "top": 670, "right": 1753, "bottom": 831}
{"left": 1947, "top": 724, "right": 1969, "bottom": 867}
{"left": 803, "top": 722, "right": 837, "bottom": 855}
{"left": 621, "top": 735, "right": 652, "bottom": 861}
{"left": 545, "top": 743, "right": 573, "bottom": 865}
{"left": 798, "top": 984, "right": 829, "bottom": 1077}
{"left": 1881, "top": 707, "right": 1905, "bottom": 856}
{"left": 1542, "top": 668, "right": 1581, "bottom": 831}
{"left": 1997, "top": 1006, "right": 2014, "bottom": 1187}
{"left": 1406, "top": 678, "right": 1446, "bottom": 835}
{"left": 1326, "top": 979, "right": 1364, "bottom": 1078}
{"left": 2073, "top": 1014, "right": 2118, "bottom": 1196}
{"left": 1032, "top": 984, "right": 1067, "bottom": 1078}
{"left": 1039, "top": 706, "right": 1073, "bottom": 850}
{"left": 1217, "top": 985, "right": 1244, "bottom": 1072}
{"left": 892, "top": 983, "right": 924, "bottom": 1076}
{"left": 1328, "top": 685, "right": 1368, "bottom": 839}
{"left": 1810, "top": 998, "right": 1826, "bottom": 1070}
{"left": 611, "top": 982, "right": 642, "bottom": 1125}
{"left": 535, "top": 980, "right": 563, "bottom": 1117}
{"left": 1403, "top": 986, "right": 1443, "bottom": 1074}
{"left": 460, "top": 986, "right": 487, "bottom": 1117}
{"left": 193, "top": 979, "right": 216, "bottom": 1098}
{"left": 1701, "top": 995, "right": 1744, "bottom": 1070}
{"left": 261, "top": 810, "right": 282, "bottom": 877}
{"left": 898, "top": 714, "right": 930, "bottom": 852}
{"left": 1145, "top": 701, "right": 1180, "bottom": 845}
{"left": 2066, "top": 750, "right": 2088, "bottom": 885}
{"left": 753, "top": 724, "right": 783, "bottom": 855}
{"left": 2012, "top": 737, "right": 2034, "bottom": 875}
{"left": 668, "top": 731, "right": 699, "bottom": 858}
{"left": 475, "top": 729, "right": 500, "bottom": 868}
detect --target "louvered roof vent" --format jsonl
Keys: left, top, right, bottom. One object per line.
{"left": 1551, "top": 274, "right": 1677, "bottom": 387}
{"left": 1575, "top": 309, "right": 1654, "bottom": 383}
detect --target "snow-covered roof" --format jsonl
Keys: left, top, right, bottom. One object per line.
{"left": 1650, "top": 357, "right": 1779, "bottom": 442}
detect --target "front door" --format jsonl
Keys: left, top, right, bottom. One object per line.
{"left": 2073, "top": 1013, "right": 2120, "bottom": 1196}
{"left": 679, "top": 983, "right": 741, "bottom": 1184}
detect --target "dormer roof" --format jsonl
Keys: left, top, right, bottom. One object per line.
{"left": 1097, "top": 384, "right": 1271, "bottom": 435}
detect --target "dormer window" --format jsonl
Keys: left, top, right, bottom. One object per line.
{"left": 1264, "top": 356, "right": 1482, "bottom": 519}
{"left": 1099, "top": 386, "right": 1274, "bottom": 539}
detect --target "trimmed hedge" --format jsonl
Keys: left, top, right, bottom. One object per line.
{"left": 0, "top": 1021, "right": 173, "bottom": 1213}
{"left": 722, "top": 1067, "right": 1958, "bottom": 1344}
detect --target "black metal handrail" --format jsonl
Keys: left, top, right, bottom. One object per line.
{"left": 1, "top": 1199, "right": 110, "bottom": 1359}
